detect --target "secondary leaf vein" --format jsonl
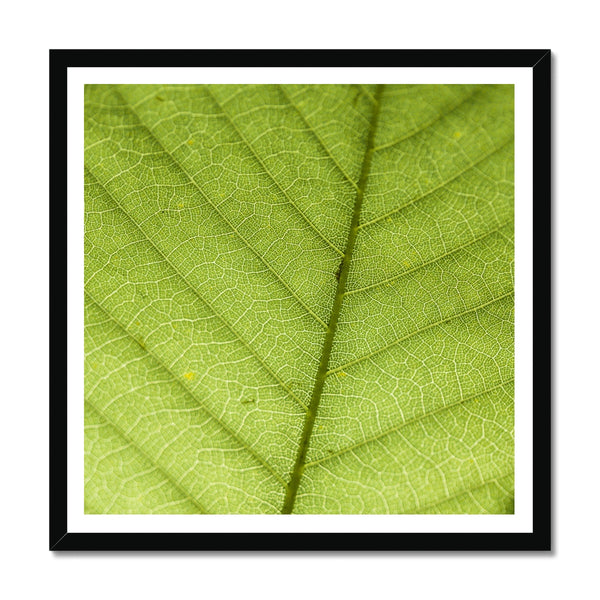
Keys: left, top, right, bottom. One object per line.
{"left": 204, "top": 86, "right": 346, "bottom": 257}
{"left": 328, "top": 290, "right": 514, "bottom": 374}
{"left": 85, "top": 166, "right": 309, "bottom": 412}
{"left": 85, "top": 401, "right": 209, "bottom": 513}
{"left": 359, "top": 138, "right": 513, "bottom": 230}
{"left": 85, "top": 289, "right": 288, "bottom": 488}
{"left": 305, "top": 378, "right": 514, "bottom": 468}
{"left": 110, "top": 86, "right": 329, "bottom": 330}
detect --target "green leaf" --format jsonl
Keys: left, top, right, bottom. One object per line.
{"left": 84, "top": 83, "right": 514, "bottom": 514}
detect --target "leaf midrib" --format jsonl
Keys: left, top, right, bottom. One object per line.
{"left": 281, "top": 85, "right": 385, "bottom": 514}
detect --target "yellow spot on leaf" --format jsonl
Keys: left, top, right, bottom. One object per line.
{"left": 402, "top": 260, "right": 411, "bottom": 268}
{"left": 336, "top": 371, "right": 347, "bottom": 378}
{"left": 177, "top": 202, "right": 184, "bottom": 208}
{"left": 183, "top": 372, "right": 195, "bottom": 381}
{"left": 453, "top": 131, "right": 462, "bottom": 139}
{"left": 187, "top": 139, "right": 194, "bottom": 145}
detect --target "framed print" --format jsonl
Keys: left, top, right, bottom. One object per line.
{"left": 50, "top": 49, "right": 551, "bottom": 551}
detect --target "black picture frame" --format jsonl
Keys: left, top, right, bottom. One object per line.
{"left": 50, "top": 49, "right": 551, "bottom": 551}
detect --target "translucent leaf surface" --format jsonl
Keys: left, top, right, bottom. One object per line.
{"left": 84, "top": 84, "right": 514, "bottom": 514}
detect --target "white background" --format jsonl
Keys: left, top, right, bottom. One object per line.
{"left": 0, "top": 1, "right": 596, "bottom": 599}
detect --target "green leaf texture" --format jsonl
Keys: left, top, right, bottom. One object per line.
{"left": 84, "top": 84, "right": 514, "bottom": 514}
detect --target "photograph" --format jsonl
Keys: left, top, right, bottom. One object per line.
{"left": 83, "top": 82, "right": 515, "bottom": 516}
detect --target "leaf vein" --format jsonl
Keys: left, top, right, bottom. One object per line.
{"left": 85, "top": 401, "right": 209, "bottom": 514}
{"left": 85, "top": 290, "right": 288, "bottom": 488}
{"left": 328, "top": 290, "right": 514, "bottom": 374}
{"left": 359, "top": 138, "right": 513, "bottom": 230}
{"left": 415, "top": 470, "right": 514, "bottom": 513}
{"left": 278, "top": 85, "right": 361, "bottom": 192}
{"left": 85, "top": 166, "right": 309, "bottom": 412}
{"left": 346, "top": 221, "right": 513, "bottom": 296}
{"left": 204, "top": 86, "right": 346, "bottom": 257}
{"left": 281, "top": 85, "right": 386, "bottom": 513}
{"left": 305, "top": 378, "right": 514, "bottom": 468}
{"left": 373, "top": 86, "right": 486, "bottom": 152}
{"left": 110, "top": 86, "right": 329, "bottom": 330}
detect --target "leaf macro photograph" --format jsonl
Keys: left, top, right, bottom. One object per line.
{"left": 83, "top": 82, "right": 515, "bottom": 516}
